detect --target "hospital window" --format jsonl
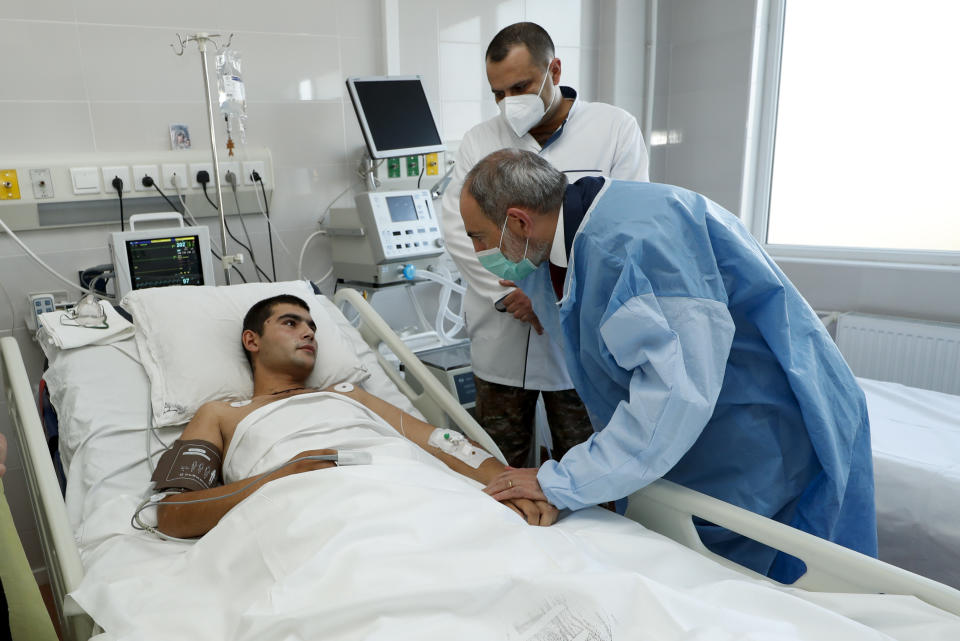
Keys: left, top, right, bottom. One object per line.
{"left": 759, "top": 0, "right": 960, "bottom": 254}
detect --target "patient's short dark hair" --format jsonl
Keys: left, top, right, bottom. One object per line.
{"left": 241, "top": 294, "right": 310, "bottom": 368}
{"left": 486, "top": 22, "right": 555, "bottom": 67}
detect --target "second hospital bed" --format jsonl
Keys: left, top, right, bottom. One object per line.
{"left": 4, "top": 280, "right": 960, "bottom": 640}
{"left": 859, "top": 377, "right": 960, "bottom": 590}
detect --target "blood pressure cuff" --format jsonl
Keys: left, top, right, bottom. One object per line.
{"left": 151, "top": 439, "right": 222, "bottom": 492}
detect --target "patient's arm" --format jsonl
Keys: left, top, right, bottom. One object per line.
{"left": 329, "top": 385, "right": 558, "bottom": 525}
{"left": 153, "top": 402, "right": 335, "bottom": 538}
{"left": 328, "top": 385, "right": 506, "bottom": 483}
{"left": 156, "top": 448, "right": 336, "bottom": 538}
{"left": 332, "top": 386, "right": 560, "bottom": 525}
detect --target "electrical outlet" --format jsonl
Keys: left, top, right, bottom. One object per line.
{"left": 162, "top": 163, "right": 188, "bottom": 190}
{"left": 190, "top": 163, "right": 213, "bottom": 188}
{"left": 241, "top": 161, "right": 265, "bottom": 186}
{"left": 101, "top": 166, "right": 131, "bottom": 193}
{"left": 220, "top": 161, "right": 241, "bottom": 187}
{"left": 132, "top": 164, "right": 160, "bottom": 191}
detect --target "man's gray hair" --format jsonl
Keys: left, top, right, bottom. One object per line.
{"left": 463, "top": 149, "right": 567, "bottom": 226}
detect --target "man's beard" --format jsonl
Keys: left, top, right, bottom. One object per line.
{"left": 502, "top": 228, "right": 549, "bottom": 266}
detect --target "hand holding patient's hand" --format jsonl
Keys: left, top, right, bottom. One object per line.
{"left": 276, "top": 449, "right": 338, "bottom": 479}
{"left": 485, "top": 467, "right": 558, "bottom": 526}
{"left": 501, "top": 498, "right": 559, "bottom": 526}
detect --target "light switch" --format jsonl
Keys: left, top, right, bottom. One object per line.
{"left": 70, "top": 167, "right": 101, "bottom": 194}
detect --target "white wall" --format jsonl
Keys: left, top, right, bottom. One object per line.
{"left": 650, "top": 0, "right": 960, "bottom": 324}
{"left": 649, "top": 0, "right": 756, "bottom": 214}
{"left": 0, "top": 0, "right": 385, "bottom": 573}
{"left": 390, "top": 0, "right": 604, "bottom": 142}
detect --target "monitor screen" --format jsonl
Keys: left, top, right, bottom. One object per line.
{"left": 347, "top": 76, "right": 445, "bottom": 159}
{"left": 125, "top": 234, "right": 205, "bottom": 290}
{"left": 386, "top": 195, "right": 418, "bottom": 222}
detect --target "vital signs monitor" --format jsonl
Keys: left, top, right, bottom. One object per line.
{"left": 110, "top": 213, "right": 215, "bottom": 298}
{"left": 346, "top": 76, "right": 445, "bottom": 159}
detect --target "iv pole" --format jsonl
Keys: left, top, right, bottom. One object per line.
{"left": 172, "top": 32, "right": 236, "bottom": 285}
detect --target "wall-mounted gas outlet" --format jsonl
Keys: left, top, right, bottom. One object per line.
{"left": 30, "top": 168, "right": 54, "bottom": 199}
{"left": 0, "top": 169, "right": 21, "bottom": 200}
{"left": 132, "top": 164, "right": 160, "bottom": 191}
{"left": 426, "top": 153, "right": 439, "bottom": 176}
{"left": 406, "top": 156, "right": 420, "bottom": 177}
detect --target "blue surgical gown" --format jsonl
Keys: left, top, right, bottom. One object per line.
{"left": 519, "top": 178, "right": 877, "bottom": 583}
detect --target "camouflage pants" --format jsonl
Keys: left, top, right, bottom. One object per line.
{"left": 473, "top": 376, "right": 594, "bottom": 468}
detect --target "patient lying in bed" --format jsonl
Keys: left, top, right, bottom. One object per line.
{"left": 154, "top": 294, "right": 558, "bottom": 538}
{"left": 64, "top": 293, "right": 960, "bottom": 640}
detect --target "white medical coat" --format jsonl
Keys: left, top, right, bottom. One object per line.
{"left": 440, "top": 87, "right": 649, "bottom": 389}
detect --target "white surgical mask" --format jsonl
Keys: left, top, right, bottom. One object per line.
{"left": 498, "top": 68, "right": 553, "bottom": 137}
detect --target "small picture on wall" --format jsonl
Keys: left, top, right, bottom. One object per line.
{"left": 169, "top": 124, "right": 192, "bottom": 150}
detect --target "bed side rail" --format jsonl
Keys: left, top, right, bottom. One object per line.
{"left": 627, "top": 478, "right": 960, "bottom": 616}
{"left": 333, "top": 288, "right": 506, "bottom": 465}
{"left": 330, "top": 293, "right": 960, "bottom": 616}
{"left": 1, "top": 336, "right": 95, "bottom": 641}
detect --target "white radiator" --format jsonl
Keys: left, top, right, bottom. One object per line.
{"left": 836, "top": 313, "right": 960, "bottom": 395}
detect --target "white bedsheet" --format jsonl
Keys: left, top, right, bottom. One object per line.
{"left": 861, "top": 377, "right": 960, "bottom": 590}
{"left": 43, "top": 317, "right": 422, "bottom": 537}
{"left": 68, "top": 394, "right": 960, "bottom": 640}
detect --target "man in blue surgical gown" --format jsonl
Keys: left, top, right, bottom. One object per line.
{"left": 462, "top": 149, "right": 877, "bottom": 583}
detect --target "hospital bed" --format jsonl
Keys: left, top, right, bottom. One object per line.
{"left": 3, "top": 282, "right": 960, "bottom": 641}
{"left": 858, "top": 377, "right": 960, "bottom": 590}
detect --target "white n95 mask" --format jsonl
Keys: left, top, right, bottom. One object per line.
{"left": 498, "top": 68, "right": 552, "bottom": 137}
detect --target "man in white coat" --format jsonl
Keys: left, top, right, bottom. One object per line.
{"left": 440, "top": 22, "right": 649, "bottom": 467}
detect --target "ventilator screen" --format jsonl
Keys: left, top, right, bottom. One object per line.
{"left": 346, "top": 76, "right": 445, "bottom": 159}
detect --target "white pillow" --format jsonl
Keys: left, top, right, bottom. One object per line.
{"left": 122, "top": 281, "right": 370, "bottom": 427}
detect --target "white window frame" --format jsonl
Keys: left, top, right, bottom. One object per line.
{"left": 741, "top": 0, "right": 960, "bottom": 268}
